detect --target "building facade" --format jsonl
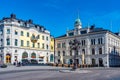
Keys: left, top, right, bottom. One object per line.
{"left": 0, "top": 14, "right": 54, "bottom": 64}
{"left": 55, "top": 18, "right": 120, "bottom": 67}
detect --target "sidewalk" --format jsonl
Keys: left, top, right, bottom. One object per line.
{"left": 0, "top": 65, "right": 119, "bottom": 74}
{"left": 0, "top": 65, "right": 71, "bottom": 73}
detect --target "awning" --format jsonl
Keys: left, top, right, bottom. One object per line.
{"left": 39, "top": 56, "right": 44, "bottom": 58}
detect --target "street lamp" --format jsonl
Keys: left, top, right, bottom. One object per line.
{"left": 69, "top": 39, "right": 80, "bottom": 70}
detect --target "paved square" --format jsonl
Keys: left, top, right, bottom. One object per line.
{"left": 0, "top": 66, "right": 120, "bottom": 80}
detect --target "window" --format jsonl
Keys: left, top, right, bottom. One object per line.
{"left": 46, "top": 36, "right": 48, "bottom": 41}
{"left": 15, "top": 30, "right": 18, "bottom": 35}
{"left": 7, "top": 29, "right": 10, "bottom": 34}
{"left": 92, "top": 58, "right": 96, "bottom": 65}
{"left": 93, "top": 39, "right": 95, "bottom": 45}
{"left": 70, "top": 50, "right": 72, "bottom": 56}
{"left": 76, "top": 50, "right": 78, "bottom": 55}
{"left": 91, "top": 39, "right": 93, "bottom": 45}
{"left": 27, "top": 41, "right": 29, "bottom": 47}
{"left": 50, "top": 54, "right": 54, "bottom": 62}
{"left": 58, "top": 51, "right": 60, "bottom": 56}
{"left": 82, "top": 40, "right": 85, "bottom": 46}
{"left": 42, "top": 36, "right": 44, "bottom": 40}
{"left": 98, "top": 38, "right": 103, "bottom": 44}
{"left": 38, "top": 43, "right": 40, "bottom": 48}
{"left": 58, "top": 59, "right": 60, "bottom": 63}
{"left": 15, "top": 50, "right": 17, "bottom": 53}
{"left": 62, "top": 43, "right": 66, "bottom": 48}
{"left": 91, "top": 39, "right": 95, "bottom": 45}
{"left": 51, "top": 46, "right": 53, "bottom": 50}
{"left": 1, "top": 39, "right": 3, "bottom": 42}
{"left": 0, "top": 30, "right": 3, "bottom": 35}
{"left": 63, "top": 51, "right": 65, "bottom": 56}
{"left": 21, "top": 40, "right": 24, "bottom": 46}
{"left": 6, "top": 38, "right": 10, "bottom": 45}
{"left": 99, "top": 48, "right": 102, "bottom": 54}
{"left": 92, "top": 48, "right": 95, "bottom": 55}
{"left": 101, "top": 38, "right": 103, "bottom": 44}
{"left": 27, "top": 32, "right": 29, "bottom": 37}
{"left": 21, "top": 31, "right": 24, "bottom": 36}
{"left": 37, "top": 35, "right": 40, "bottom": 39}
{"left": 57, "top": 43, "right": 61, "bottom": 48}
{"left": 15, "top": 39, "right": 18, "bottom": 46}
{"left": 46, "top": 44, "right": 48, "bottom": 49}
{"left": 51, "top": 38, "right": 54, "bottom": 41}
{"left": 42, "top": 43, "right": 44, "bottom": 49}
{"left": 68, "top": 32, "right": 74, "bottom": 36}
{"left": 82, "top": 49, "right": 85, "bottom": 54}
{"left": 32, "top": 43, "right": 35, "bottom": 48}
{"left": 81, "top": 30, "right": 87, "bottom": 34}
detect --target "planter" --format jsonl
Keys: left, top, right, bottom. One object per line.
{"left": 70, "top": 64, "right": 74, "bottom": 67}
{"left": 64, "top": 64, "right": 70, "bottom": 67}
{"left": 58, "top": 64, "right": 62, "bottom": 67}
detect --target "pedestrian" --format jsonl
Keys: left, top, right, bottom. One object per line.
{"left": 16, "top": 60, "right": 18, "bottom": 67}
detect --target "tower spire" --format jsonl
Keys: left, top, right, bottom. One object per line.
{"left": 74, "top": 10, "right": 82, "bottom": 29}
{"left": 77, "top": 10, "right": 79, "bottom": 19}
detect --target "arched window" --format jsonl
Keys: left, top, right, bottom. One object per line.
{"left": 22, "top": 52, "right": 28, "bottom": 58}
{"left": 31, "top": 53, "right": 36, "bottom": 58}
{"left": 99, "top": 48, "right": 102, "bottom": 54}
{"left": 92, "top": 48, "right": 95, "bottom": 55}
{"left": 82, "top": 49, "right": 85, "bottom": 54}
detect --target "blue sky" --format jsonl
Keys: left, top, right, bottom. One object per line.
{"left": 0, "top": 0, "right": 120, "bottom": 37}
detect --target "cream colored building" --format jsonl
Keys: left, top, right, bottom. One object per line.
{"left": 55, "top": 17, "right": 120, "bottom": 67}
{"left": 0, "top": 14, "right": 54, "bottom": 64}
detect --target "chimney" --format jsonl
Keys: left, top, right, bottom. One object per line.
{"left": 10, "top": 14, "right": 16, "bottom": 19}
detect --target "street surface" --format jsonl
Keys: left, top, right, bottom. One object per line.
{"left": 0, "top": 66, "right": 120, "bottom": 80}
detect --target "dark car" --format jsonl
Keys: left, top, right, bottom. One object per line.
{"left": 22, "top": 59, "right": 30, "bottom": 65}
{"left": 30, "top": 59, "right": 38, "bottom": 64}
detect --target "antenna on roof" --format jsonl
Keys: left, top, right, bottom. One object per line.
{"left": 110, "top": 20, "right": 112, "bottom": 31}
{"left": 87, "top": 19, "right": 90, "bottom": 28}
{"left": 119, "top": 27, "right": 120, "bottom": 36}
{"left": 67, "top": 27, "right": 69, "bottom": 31}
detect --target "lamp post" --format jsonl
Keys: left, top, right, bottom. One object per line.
{"left": 69, "top": 39, "right": 80, "bottom": 70}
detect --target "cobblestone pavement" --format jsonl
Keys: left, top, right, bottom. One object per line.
{"left": 0, "top": 66, "right": 120, "bottom": 80}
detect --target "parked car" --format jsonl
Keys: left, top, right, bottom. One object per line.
{"left": 0, "top": 63, "right": 7, "bottom": 68}
{"left": 30, "top": 59, "right": 38, "bottom": 64}
{"left": 22, "top": 59, "right": 30, "bottom": 65}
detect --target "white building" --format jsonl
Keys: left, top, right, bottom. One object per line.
{"left": 0, "top": 14, "right": 54, "bottom": 64}
{"left": 55, "top": 17, "right": 120, "bottom": 67}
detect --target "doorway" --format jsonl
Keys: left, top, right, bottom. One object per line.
{"left": 99, "top": 58, "right": 103, "bottom": 67}
{"left": 6, "top": 54, "right": 11, "bottom": 63}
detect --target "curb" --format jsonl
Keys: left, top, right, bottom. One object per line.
{"left": 0, "top": 68, "right": 71, "bottom": 74}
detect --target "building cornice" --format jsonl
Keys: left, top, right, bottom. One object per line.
{"left": 55, "top": 30, "right": 108, "bottom": 40}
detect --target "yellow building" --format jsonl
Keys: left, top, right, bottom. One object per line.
{"left": 0, "top": 14, "right": 54, "bottom": 64}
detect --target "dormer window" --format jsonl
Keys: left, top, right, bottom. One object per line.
{"left": 68, "top": 32, "right": 74, "bottom": 36}
{"left": 81, "top": 30, "right": 87, "bottom": 34}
